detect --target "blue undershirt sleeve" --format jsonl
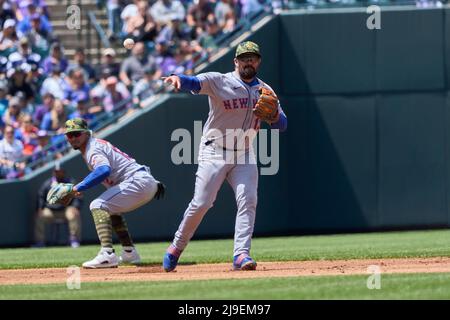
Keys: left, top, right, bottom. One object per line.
{"left": 76, "top": 165, "right": 111, "bottom": 192}
{"left": 178, "top": 74, "right": 201, "bottom": 92}
{"left": 270, "top": 111, "right": 288, "bottom": 132}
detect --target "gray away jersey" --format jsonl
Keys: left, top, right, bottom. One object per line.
{"left": 83, "top": 137, "right": 144, "bottom": 188}
{"left": 194, "top": 71, "right": 283, "bottom": 149}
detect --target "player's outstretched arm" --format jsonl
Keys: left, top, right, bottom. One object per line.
{"left": 73, "top": 165, "right": 112, "bottom": 193}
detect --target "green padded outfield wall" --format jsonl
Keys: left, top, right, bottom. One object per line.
{"left": 1, "top": 6, "right": 450, "bottom": 246}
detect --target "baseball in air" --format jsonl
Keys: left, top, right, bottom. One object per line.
{"left": 123, "top": 38, "right": 135, "bottom": 50}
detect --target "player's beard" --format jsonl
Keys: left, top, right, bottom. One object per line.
{"left": 239, "top": 66, "right": 257, "bottom": 80}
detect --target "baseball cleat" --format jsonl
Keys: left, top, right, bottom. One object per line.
{"left": 163, "top": 245, "right": 182, "bottom": 272}
{"left": 82, "top": 248, "right": 119, "bottom": 269}
{"left": 163, "top": 252, "right": 179, "bottom": 272}
{"left": 233, "top": 254, "right": 257, "bottom": 271}
{"left": 119, "top": 247, "right": 141, "bottom": 265}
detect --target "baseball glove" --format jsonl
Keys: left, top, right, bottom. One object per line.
{"left": 47, "top": 183, "right": 77, "bottom": 206}
{"left": 253, "top": 87, "right": 279, "bottom": 124}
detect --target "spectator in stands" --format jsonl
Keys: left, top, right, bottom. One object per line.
{"left": 6, "top": 63, "right": 34, "bottom": 101}
{"left": 63, "top": 67, "right": 91, "bottom": 109}
{"left": 120, "top": 0, "right": 139, "bottom": 38}
{"left": 150, "top": 0, "right": 186, "bottom": 26}
{"left": 0, "top": 18, "right": 19, "bottom": 55}
{"left": 15, "top": 113, "right": 37, "bottom": 156}
{"left": 26, "top": 58, "right": 44, "bottom": 102}
{"left": 26, "top": 13, "right": 51, "bottom": 57}
{"left": 31, "top": 129, "right": 60, "bottom": 165}
{"left": 0, "top": 0, "right": 16, "bottom": 30}
{"left": 126, "top": 0, "right": 159, "bottom": 43}
{"left": 40, "top": 98, "right": 67, "bottom": 134}
{"left": 15, "top": 90, "right": 34, "bottom": 115}
{"left": 99, "top": 48, "right": 120, "bottom": 78}
{"left": 198, "top": 18, "right": 223, "bottom": 54}
{"left": 239, "top": 0, "right": 264, "bottom": 20}
{"left": 68, "top": 92, "right": 96, "bottom": 125}
{"left": 172, "top": 45, "right": 194, "bottom": 75}
{"left": 67, "top": 48, "right": 96, "bottom": 85}
{"left": 33, "top": 162, "right": 82, "bottom": 248}
{"left": 154, "top": 39, "right": 176, "bottom": 77}
{"left": 9, "top": 37, "right": 41, "bottom": 65}
{"left": 132, "top": 64, "right": 163, "bottom": 108}
{"left": 41, "top": 42, "right": 68, "bottom": 75}
{"left": 186, "top": 0, "right": 214, "bottom": 30}
{"left": 215, "top": 0, "right": 236, "bottom": 32}
{"left": 119, "top": 41, "right": 156, "bottom": 87}
{"left": 0, "top": 124, "right": 26, "bottom": 179}
{"left": 102, "top": 75, "right": 131, "bottom": 113}
{"left": 12, "top": 0, "right": 49, "bottom": 21}
{"left": 156, "top": 18, "right": 191, "bottom": 45}
{"left": 17, "top": 2, "right": 52, "bottom": 36}
{"left": 33, "top": 91, "right": 54, "bottom": 126}
{"left": 40, "top": 63, "right": 65, "bottom": 100}
{"left": 90, "top": 67, "right": 130, "bottom": 113}
{"left": 2, "top": 96, "right": 25, "bottom": 128}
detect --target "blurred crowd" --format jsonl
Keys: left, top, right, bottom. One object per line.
{"left": 0, "top": 0, "right": 279, "bottom": 180}
{"left": 2, "top": 0, "right": 438, "bottom": 180}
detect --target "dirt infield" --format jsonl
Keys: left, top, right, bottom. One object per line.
{"left": 1, "top": 257, "right": 449, "bottom": 285}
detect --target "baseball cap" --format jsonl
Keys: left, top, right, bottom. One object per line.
{"left": 235, "top": 41, "right": 261, "bottom": 58}
{"left": 3, "top": 19, "right": 16, "bottom": 29}
{"left": 103, "top": 48, "right": 116, "bottom": 57}
{"left": 64, "top": 118, "right": 89, "bottom": 134}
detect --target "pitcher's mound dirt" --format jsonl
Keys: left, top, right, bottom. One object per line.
{"left": 1, "top": 257, "right": 450, "bottom": 285}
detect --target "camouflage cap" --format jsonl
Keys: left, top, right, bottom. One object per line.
{"left": 64, "top": 118, "right": 89, "bottom": 134}
{"left": 235, "top": 41, "right": 261, "bottom": 58}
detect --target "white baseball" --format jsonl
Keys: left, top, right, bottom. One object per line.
{"left": 123, "top": 38, "right": 135, "bottom": 50}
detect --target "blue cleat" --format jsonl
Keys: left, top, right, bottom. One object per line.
{"left": 163, "top": 245, "right": 182, "bottom": 272}
{"left": 163, "top": 252, "right": 179, "bottom": 272}
{"left": 233, "top": 254, "right": 257, "bottom": 271}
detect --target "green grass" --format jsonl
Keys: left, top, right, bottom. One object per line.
{"left": 0, "top": 229, "right": 449, "bottom": 269}
{"left": 1, "top": 273, "right": 450, "bottom": 299}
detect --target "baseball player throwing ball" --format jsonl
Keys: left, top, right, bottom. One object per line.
{"left": 47, "top": 118, "right": 165, "bottom": 268}
{"left": 162, "top": 41, "right": 287, "bottom": 271}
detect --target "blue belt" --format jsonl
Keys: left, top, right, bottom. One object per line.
{"left": 205, "top": 140, "right": 239, "bottom": 152}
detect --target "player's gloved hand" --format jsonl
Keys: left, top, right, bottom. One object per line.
{"left": 46, "top": 183, "right": 78, "bottom": 207}
{"left": 253, "top": 87, "right": 280, "bottom": 124}
{"left": 155, "top": 182, "right": 166, "bottom": 200}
